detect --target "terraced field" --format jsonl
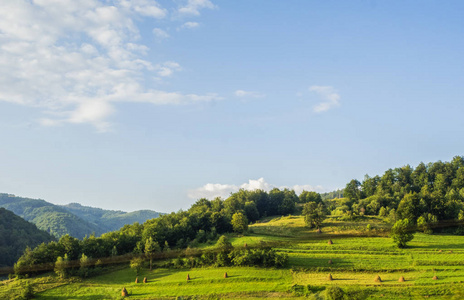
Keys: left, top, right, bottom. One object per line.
{"left": 3, "top": 216, "right": 464, "bottom": 299}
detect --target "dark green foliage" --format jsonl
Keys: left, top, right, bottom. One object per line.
{"left": 0, "top": 208, "right": 54, "bottom": 267}
{"left": 334, "top": 156, "right": 464, "bottom": 228}
{"left": 344, "top": 179, "right": 362, "bottom": 201}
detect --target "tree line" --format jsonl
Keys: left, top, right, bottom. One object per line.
{"left": 343, "top": 156, "right": 464, "bottom": 232}
{"left": 14, "top": 187, "right": 316, "bottom": 276}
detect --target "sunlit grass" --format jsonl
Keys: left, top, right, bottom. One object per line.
{"left": 5, "top": 216, "right": 464, "bottom": 299}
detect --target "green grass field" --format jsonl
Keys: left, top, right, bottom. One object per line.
{"left": 3, "top": 216, "right": 464, "bottom": 299}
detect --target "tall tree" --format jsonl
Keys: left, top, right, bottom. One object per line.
{"left": 54, "top": 254, "right": 69, "bottom": 279}
{"left": 391, "top": 219, "right": 415, "bottom": 248}
{"left": 231, "top": 212, "right": 248, "bottom": 234}
{"left": 299, "top": 191, "right": 322, "bottom": 204}
{"left": 144, "top": 237, "right": 160, "bottom": 271}
{"left": 302, "top": 202, "right": 326, "bottom": 229}
{"left": 345, "top": 179, "right": 362, "bottom": 201}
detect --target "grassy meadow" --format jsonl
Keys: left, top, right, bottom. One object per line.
{"left": 3, "top": 216, "right": 464, "bottom": 299}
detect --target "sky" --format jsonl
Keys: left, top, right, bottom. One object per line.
{"left": 1, "top": 0, "right": 464, "bottom": 213}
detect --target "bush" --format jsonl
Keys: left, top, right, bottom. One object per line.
{"left": 325, "top": 286, "right": 345, "bottom": 300}
{"left": 18, "top": 281, "right": 34, "bottom": 300}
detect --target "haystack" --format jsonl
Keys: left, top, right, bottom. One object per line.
{"left": 327, "top": 274, "right": 333, "bottom": 281}
{"left": 244, "top": 243, "right": 247, "bottom": 248}
{"left": 374, "top": 275, "right": 382, "bottom": 283}
{"left": 135, "top": 277, "right": 139, "bottom": 283}
{"left": 143, "top": 277, "right": 147, "bottom": 283}
{"left": 224, "top": 272, "right": 228, "bottom": 278}
{"left": 433, "top": 275, "right": 438, "bottom": 280}
{"left": 328, "top": 239, "right": 333, "bottom": 245}
{"left": 186, "top": 274, "right": 190, "bottom": 281}
{"left": 439, "top": 250, "right": 443, "bottom": 253}
{"left": 317, "top": 228, "right": 322, "bottom": 234}
{"left": 328, "top": 259, "right": 332, "bottom": 264}
{"left": 398, "top": 276, "right": 405, "bottom": 282}
{"left": 121, "top": 287, "right": 128, "bottom": 297}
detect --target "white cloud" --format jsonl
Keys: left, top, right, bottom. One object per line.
{"left": 0, "top": 1, "right": 219, "bottom": 131}
{"left": 116, "top": 0, "right": 167, "bottom": 18}
{"left": 310, "top": 86, "right": 340, "bottom": 113}
{"left": 155, "top": 61, "right": 182, "bottom": 77}
{"left": 178, "top": 0, "right": 216, "bottom": 16}
{"left": 234, "top": 90, "right": 265, "bottom": 98}
{"left": 188, "top": 183, "right": 237, "bottom": 200}
{"left": 188, "top": 178, "right": 325, "bottom": 199}
{"left": 290, "top": 184, "right": 326, "bottom": 195}
{"left": 180, "top": 22, "right": 200, "bottom": 30}
{"left": 153, "top": 28, "right": 169, "bottom": 39}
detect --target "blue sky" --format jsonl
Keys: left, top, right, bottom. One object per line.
{"left": 1, "top": 0, "right": 464, "bottom": 212}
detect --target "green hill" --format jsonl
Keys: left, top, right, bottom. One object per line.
{"left": 60, "top": 203, "right": 161, "bottom": 232}
{"left": 0, "top": 194, "right": 161, "bottom": 239}
{"left": 0, "top": 208, "right": 54, "bottom": 267}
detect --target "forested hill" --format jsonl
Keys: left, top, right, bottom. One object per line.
{"left": 0, "top": 208, "right": 54, "bottom": 267}
{"left": 342, "top": 156, "right": 464, "bottom": 228}
{"left": 60, "top": 203, "right": 161, "bottom": 233}
{"left": 0, "top": 194, "right": 161, "bottom": 239}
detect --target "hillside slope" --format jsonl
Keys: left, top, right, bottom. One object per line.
{"left": 0, "top": 208, "right": 54, "bottom": 267}
{"left": 61, "top": 203, "right": 161, "bottom": 232}
{"left": 0, "top": 194, "right": 161, "bottom": 239}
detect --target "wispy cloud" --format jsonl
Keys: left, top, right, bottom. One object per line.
{"left": 179, "top": 22, "right": 200, "bottom": 30}
{"left": 0, "top": 1, "right": 219, "bottom": 131}
{"left": 178, "top": 0, "right": 216, "bottom": 16}
{"left": 234, "top": 90, "right": 266, "bottom": 99}
{"left": 188, "top": 178, "right": 325, "bottom": 199}
{"left": 310, "top": 86, "right": 341, "bottom": 113}
{"left": 155, "top": 61, "right": 182, "bottom": 77}
{"left": 153, "top": 27, "right": 169, "bottom": 39}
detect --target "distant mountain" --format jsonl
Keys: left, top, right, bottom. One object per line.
{"left": 0, "top": 193, "right": 161, "bottom": 239}
{"left": 0, "top": 207, "right": 54, "bottom": 267}
{"left": 60, "top": 203, "right": 161, "bottom": 232}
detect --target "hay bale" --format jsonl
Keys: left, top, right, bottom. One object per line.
{"left": 398, "top": 276, "right": 405, "bottom": 282}
{"left": 328, "top": 259, "right": 332, "bottom": 265}
{"left": 224, "top": 272, "right": 228, "bottom": 278}
{"left": 143, "top": 277, "right": 147, "bottom": 283}
{"left": 327, "top": 273, "right": 333, "bottom": 281}
{"left": 186, "top": 274, "right": 190, "bottom": 281}
{"left": 121, "top": 287, "right": 128, "bottom": 297}
{"left": 328, "top": 239, "right": 333, "bottom": 245}
{"left": 374, "top": 275, "right": 382, "bottom": 283}
{"left": 316, "top": 228, "right": 322, "bottom": 234}
{"left": 135, "top": 277, "right": 139, "bottom": 283}
{"left": 433, "top": 275, "right": 438, "bottom": 280}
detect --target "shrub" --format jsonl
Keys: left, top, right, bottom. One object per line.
{"left": 325, "top": 286, "right": 345, "bottom": 300}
